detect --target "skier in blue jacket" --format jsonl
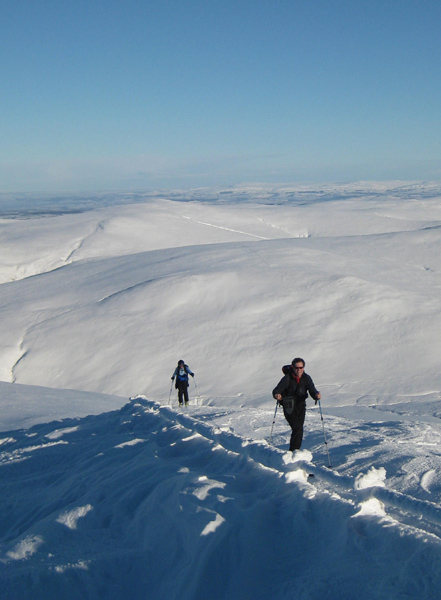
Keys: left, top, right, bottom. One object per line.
{"left": 171, "top": 360, "right": 194, "bottom": 406}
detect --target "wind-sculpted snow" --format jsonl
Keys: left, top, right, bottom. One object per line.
{"left": 1, "top": 397, "right": 441, "bottom": 600}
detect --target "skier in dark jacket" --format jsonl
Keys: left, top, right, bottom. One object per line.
{"left": 272, "top": 357, "right": 321, "bottom": 451}
{"left": 171, "top": 360, "right": 194, "bottom": 406}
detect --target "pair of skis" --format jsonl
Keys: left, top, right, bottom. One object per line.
{"left": 270, "top": 398, "right": 332, "bottom": 469}
{"left": 168, "top": 377, "right": 200, "bottom": 407}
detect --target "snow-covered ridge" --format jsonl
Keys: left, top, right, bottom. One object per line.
{"left": 140, "top": 398, "right": 441, "bottom": 536}
{"left": 1, "top": 397, "right": 441, "bottom": 600}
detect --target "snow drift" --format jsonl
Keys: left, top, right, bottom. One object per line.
{"left": 2, "top": 396, "right": 441, "bottom": 600}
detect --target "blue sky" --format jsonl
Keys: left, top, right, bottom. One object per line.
{"left": 2, "top": 0, "right": 441, "bottom": 191}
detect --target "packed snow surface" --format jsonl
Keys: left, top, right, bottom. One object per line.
{"left": 1, "top": 182, "right": 441, "bottom": 599}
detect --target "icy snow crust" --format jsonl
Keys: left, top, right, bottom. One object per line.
{"left": 1, "top": 182, "right": 441, "bottom": 598}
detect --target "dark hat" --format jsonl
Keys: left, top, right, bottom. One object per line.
{"left": 291, "top": 357, "right": 305, "bottom": 367}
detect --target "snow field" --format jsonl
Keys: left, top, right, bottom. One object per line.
{"left": 2, "top": 397, "right": 441, "bottom": 600}
{"left": 1, "top": 183, "right": 441, "bottom": 598}
{"left": 1, "top": 200, "right": 441, "bottom": 402}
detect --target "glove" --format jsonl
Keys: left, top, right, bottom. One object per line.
{"left": 191, "top": 373, "right": 194, "bottom": 378}
{"left": 171, "top": 377, "right": 174, "bottom": 380}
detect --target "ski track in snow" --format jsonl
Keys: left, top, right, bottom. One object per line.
{"left": 181, "top": 215, "right": 270, "bottom": 240}
{"left": 2, "top": 397, "right": 441, "bottom": 599}
{"left": 154, "top": 398, "right": 441, "bottom": 537}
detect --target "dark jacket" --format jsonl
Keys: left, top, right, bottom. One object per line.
{"left": 272, "top": 371, "right": 319, "bottom": 408}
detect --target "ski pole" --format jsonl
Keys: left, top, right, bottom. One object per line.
{"left": 191, "top": 376, "right": 200, "bottom": 405}
{"left": 168, "top": 380, "right": 173, "bottom": 405}
{"left": 317, "top": 398, "right": 332, "bottom": 468}
{"left": 269, "top": 400, "right": 279, "bottom": 444}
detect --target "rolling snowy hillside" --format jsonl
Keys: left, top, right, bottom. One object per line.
{"left": 1, "top": 182, "right": 441, "bottom": 599}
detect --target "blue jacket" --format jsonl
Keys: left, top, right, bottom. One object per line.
{"left": 172, "top": 364, "right": 194, "bottom": 387}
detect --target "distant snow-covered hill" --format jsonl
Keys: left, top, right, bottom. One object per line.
{"left": 1, "top": 185, "right": 441, "bottom": 404}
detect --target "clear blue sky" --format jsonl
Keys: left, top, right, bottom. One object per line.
{"left": 2, "top": 0, "right": 441, "bottom": 191}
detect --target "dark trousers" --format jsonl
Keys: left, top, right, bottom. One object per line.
{"left": 284, "top": 402, "right": 306, "bottom": 451}
{"left": 176, "top": 381, "right": 189, "bottom": 405}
